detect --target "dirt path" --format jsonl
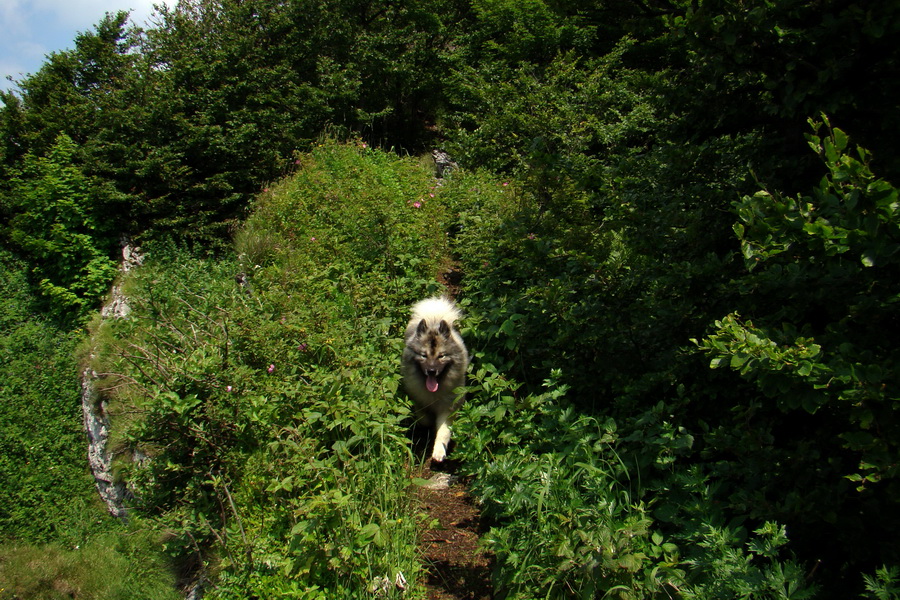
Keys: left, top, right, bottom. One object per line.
{"left": 415, "top": 454, "right": 493, "bottom": 600}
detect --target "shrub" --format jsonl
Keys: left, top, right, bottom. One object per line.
{"left": 0, "top": 251, "right": 100, "bottom": 542}
{"left": 4, "top": 135, "right": 118, "bottom": 320}
{"left": 697, "top": 119, "right": 900, "bottom": 583}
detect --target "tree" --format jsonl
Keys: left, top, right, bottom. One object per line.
{"left": 5, "top": 134, "right": 118, "bottom": 319}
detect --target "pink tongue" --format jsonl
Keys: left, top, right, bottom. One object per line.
{"left": 426, "top": 375, "right": 439, "bottom": 393}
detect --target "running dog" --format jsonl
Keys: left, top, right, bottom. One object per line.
{"left": 401, "top": 297, "right": 468, "bottom": 462}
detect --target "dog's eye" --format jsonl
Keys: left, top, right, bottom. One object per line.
{"left": 419, "top": 352, "right": 427, "bottom": 359}
{"left": 438, "top": 353, "right": 446, "bottom": 359}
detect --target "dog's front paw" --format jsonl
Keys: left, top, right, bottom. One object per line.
{"left": 431, "top": 443, "right": 447, "bottom": 462}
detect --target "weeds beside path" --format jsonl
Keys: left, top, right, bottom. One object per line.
{"left": 74, "top": 142, "right": 507, "bottom": 597}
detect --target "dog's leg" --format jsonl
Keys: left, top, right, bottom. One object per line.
{"left": 432, "top": 412, "right": 451, "bottom": 462}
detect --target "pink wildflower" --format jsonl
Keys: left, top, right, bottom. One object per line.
{"left": 267, "top": 364, "right": 275, "bottom": 374}
{"left": 413, "top": 201, "right": 422, "bottom": 208}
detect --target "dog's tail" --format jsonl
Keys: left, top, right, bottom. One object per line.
{"left": 409, "top": 296, "right": 462, "bottom": 327}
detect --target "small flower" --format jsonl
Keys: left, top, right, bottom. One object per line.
{"left": 226, "top": 385, "right": 233, "bottom": 393}
{"left": 412, "top": 201, "right": 422, "bottom": 208}
{"left": 429, "top": 193, "right": 435, "bottom": 198}
{"left": 298, "top": 342, "right": 308, "bottom": 352}
{"left": 267, "top": 364, "right": 275, "bottom": 374}
{"left": 310, "top": 236, "right": 317, "bottom": 242}
{"left": 527, "top": 233, "right": 536, "bottom": 240}
{"left": 502, "top": 182, "right": 509, "bottom": 186}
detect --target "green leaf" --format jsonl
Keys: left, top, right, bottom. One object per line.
{"left": 357, "top": 523, "right": 381, "bottom": 546}
{"left": 710, "top": 356, "right": 728, "bottom": 369}
{"left": 729, "top": 354, "right": 749, "bottom": 369}
{"left": 833, "top": 127, "right": 849, "bottom": 151}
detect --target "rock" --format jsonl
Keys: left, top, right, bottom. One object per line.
{"left": 81, "top": 368, "right": 128, "bottom": 520}
{"left": 100, "top": 240, "right": 143, "bottom": 319}
{"left": 423, "top": 472, "right": 459, "bottom": 490}
{"left": 432, "top": 149, "right": 458, "bottom": 178}
{"left": 83, "top": 237, "right": 145, "bottom": 519}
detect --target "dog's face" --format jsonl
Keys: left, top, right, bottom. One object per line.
{"left": 407, "top": 319, "right": 458, "bottom": 393}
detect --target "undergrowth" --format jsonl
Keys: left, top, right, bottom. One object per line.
{"left": 0, "top": 251, "right": 178, "bottom": 599}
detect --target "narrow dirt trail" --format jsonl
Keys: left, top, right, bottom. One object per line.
{"left": 414, "top": 454, "right": 494, "bottom": 600}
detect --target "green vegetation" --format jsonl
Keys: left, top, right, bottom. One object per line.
{"left": 0, "top": 532, "right": 180, "bottom": 600}
{"left": 1, "top": 0, "right": 899, "bottom": 598}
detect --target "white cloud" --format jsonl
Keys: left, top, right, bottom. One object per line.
{"left": 0, "top": 0, "right": 175, "bottom": 90}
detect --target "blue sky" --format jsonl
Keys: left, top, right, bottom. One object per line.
{"left": 0, "top": 0, "right": 175, "bottom": 93}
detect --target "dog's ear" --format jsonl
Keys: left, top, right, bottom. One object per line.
{"left": 416, "top": 319, "right": 429, "bottom": 336}
{"left": 438, "top": 320, "right": 452, "bottom": 339}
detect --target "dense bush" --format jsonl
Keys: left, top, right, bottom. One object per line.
{"left": 697, "top": 119, "right": 900, "bottom": 574}
{"left": 3, "top": 134, "right": 118, "bottom": 320}
{"left": 0, "top": 251, "right": 97, "bottom": 540}
{"left": 444, "top": 114, "right": 900, "bottom": 596}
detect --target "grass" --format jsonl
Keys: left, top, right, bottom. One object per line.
{"left": 0, "top": 531, "right": 179, "bottom": 600}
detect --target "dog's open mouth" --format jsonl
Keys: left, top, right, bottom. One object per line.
{"left": 426, "top": 374, "right": 440, "bottom": 393}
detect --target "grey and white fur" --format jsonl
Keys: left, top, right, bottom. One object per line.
{"left": 401, "top": 297, "right": 468, "bottom": 462}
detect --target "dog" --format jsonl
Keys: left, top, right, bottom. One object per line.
{"left": 401, "top": 297, "right": 468, "bottom": 462}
